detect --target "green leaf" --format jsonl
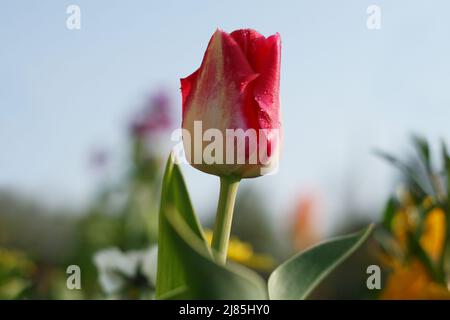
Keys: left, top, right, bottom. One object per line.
{"left": 155, "top": 154, "right": 209, "bottom": 298}
{"left": 163, "top": 206, "right": 267, "bottom": 299}
{"left": 268, "top": 224, "right": 374, "bottom": 300}
{"left": 156, "top": 153, "right": 267, "bottom": 299}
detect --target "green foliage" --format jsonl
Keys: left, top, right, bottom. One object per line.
{"left": 377, "top": 136, "right": 450, "bottom": 286}
{"left": 156, "top": 154, "right": 267, "bottom": 299}
{"left": 156, "top": 154, "right": 372, "bottom": 300}
{"left": 268, "top": 225, "right": 373, "bottom": 299}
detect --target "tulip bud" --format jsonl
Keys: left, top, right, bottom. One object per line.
{"left": 181, "top": 29, "right": 282, "bottom": 178}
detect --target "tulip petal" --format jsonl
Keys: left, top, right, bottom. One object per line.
{"left": 230, "top": 30, "right": 281, "bottom": 130}
{"left": 230, "top": 30, "right": 281, "bottom": 160}
{"left": 181, "top": 29, "right": 258, "bottom": 129}
{"left": 180, "top": 70, "right": 198, "bottom": 115}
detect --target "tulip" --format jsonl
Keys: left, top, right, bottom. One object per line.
{"left": 181, "top": 28, "right": 282, "bottom": 179}
{"left": 180, "top": 28, "right": 282, "bottom": 264}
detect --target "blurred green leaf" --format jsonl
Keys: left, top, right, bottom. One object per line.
{"left": 268, "top": 225, "right": 374, "bottom": 300}
{"left": 412, "top": 135, "right": 431, "bottom": 172}
{"left": 407, "top": 229, "right": 444, "bottom": 284}
{"left": 440, "top": 140, "right": 450, "bottom": 280}
{"left": 443, "top": 141, "right": 450, "bottom": 201}
{"left": 381, "top": 198, "right": 397, "bottom": 231}
{"left": 156, "top": 154, "right": 267, "bottom": 299}
{"left": 374, "top": 149, "right": 430, "bottom": 196}
{"left": 412, "top": 135, "right": 446, "bottom": 199}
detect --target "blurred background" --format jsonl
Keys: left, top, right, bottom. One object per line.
{"left": 1, "top": 0, "right": 450, "bottom": 299}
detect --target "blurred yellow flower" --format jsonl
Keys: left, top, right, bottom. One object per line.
{"left": 0, "top": 248, "right": 36, "bottom": 299}
{"left": 382, "top": 197, "right": 449, "bottom": 299}
{"left": 391, "top": 195, "right": 446, "bottom": 263}
{"left": 377, "top": 140, "right": 450, "bottom": 300}
{"left": 391, "top": 208, "right": 410, "bottom": 250}
{"left": 420, "top": 208, "right": 446, "bottom": 262}
{"left": 204, "top": 231, "right": 275, "bottom": 271}
{"left": 381, "top": 259, "right": 450, "bottom": 300}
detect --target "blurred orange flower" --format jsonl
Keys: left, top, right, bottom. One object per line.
{"left": 381, "top": 259, "right": 450, "bottom": 300}
{"left": 291, "top": 195, "right": 322, "bottom": 251}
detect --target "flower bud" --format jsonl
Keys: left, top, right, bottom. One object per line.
{"left": 181, "top": 29, "right": 282, "bottom": 178}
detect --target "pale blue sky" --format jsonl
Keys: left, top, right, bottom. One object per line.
{"left": 1, "top": 1, "right": 450, "bottom": 232}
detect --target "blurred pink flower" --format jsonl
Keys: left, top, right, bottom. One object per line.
{"left": 130, "top": 90, "right": 172, "bottom": 138}
{"left": 88, "top": 148, "right": 109, "bottom": 170}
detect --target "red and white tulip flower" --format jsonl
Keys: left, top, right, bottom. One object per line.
{"left": 181, "top": 29, "right": 282, "bottom": 178}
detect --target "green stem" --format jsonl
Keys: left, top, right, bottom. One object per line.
{"left": 211, "top": 176, "right": 240, "bottom": 264}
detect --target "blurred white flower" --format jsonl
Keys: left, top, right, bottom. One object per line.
{"left": 140, "top": 246, "right": 158, "bottom": 285}
{"left": 93, "top": 246, "right": 158, "bottom": 295}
